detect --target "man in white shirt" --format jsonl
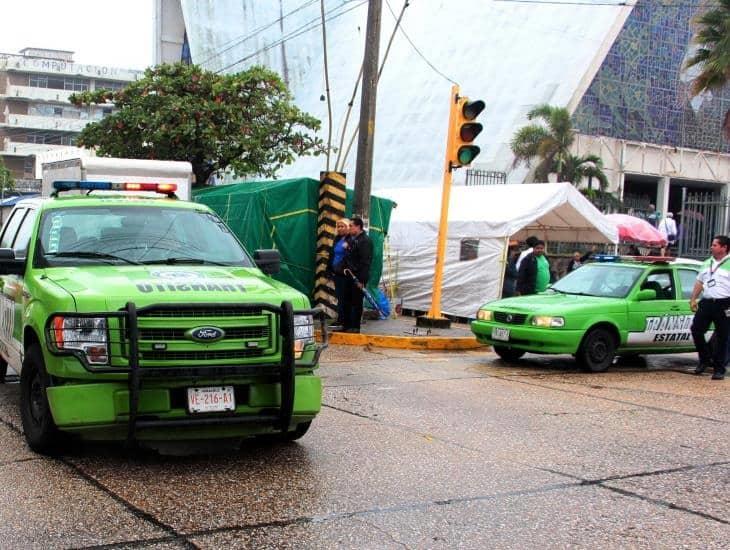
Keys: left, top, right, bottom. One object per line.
{"left": 689, "top": 234, "right": 730, "bottom": 380}
{"left": 515, "top": 236, "right": 539, "bottom": 272}
{"left": 658, "top": 212, "right": 678, "bottom": 246}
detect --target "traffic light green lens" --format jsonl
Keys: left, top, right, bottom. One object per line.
{"left": 458, "top": 146, "right": 480, "bottom": 165}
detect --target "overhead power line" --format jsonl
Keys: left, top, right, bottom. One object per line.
{"left": 216, "top": 0, "right": 368, "bottom": 74}
{"left": 198, "top": 0, "right": 320, "bottom": 69}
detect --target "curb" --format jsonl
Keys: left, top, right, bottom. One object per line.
{"left": 326, "top": 331, "right": 487, "bottom": 350}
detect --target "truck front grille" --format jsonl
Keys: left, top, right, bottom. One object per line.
{"left": 140, "top": 349, "right": 265, "bottom": 361}
{"left": 139, "top": 327, "right": 270, "bottom": 341}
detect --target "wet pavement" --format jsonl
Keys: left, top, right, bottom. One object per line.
{"left": 0, "top": 347, "right": 727, "bottom": 548}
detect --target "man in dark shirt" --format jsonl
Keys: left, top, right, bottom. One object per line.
{"left": 342, "top": 217, "right": 373, "bottom": 333}
{"left": 516, "top": 240, "right": 554, "bottom": 295}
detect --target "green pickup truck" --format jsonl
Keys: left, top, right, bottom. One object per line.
{"left": 0, "top": 180, "right": 326, "bottom": 453}
{"left": 471, "top": 256, "right": 702, "bottom": 372}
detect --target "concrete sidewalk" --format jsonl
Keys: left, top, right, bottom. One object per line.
{"left": 324, "top": 315, "right": 486, "bottom": 350}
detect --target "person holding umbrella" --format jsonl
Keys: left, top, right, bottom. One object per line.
{"left": 342, "top": 217, "right": 373, "bottom": 333}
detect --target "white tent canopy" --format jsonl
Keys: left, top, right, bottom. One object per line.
{"left": 380, "top": 183, "right": 619, "bottom": 318}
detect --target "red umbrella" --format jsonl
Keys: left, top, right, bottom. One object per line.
{"left": 605, "top": 213, "right": 668, "bottom": 247}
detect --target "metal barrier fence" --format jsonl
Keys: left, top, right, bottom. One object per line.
{"left": 465, "top": 169, "right": 506, "bottom": 186}
{"left": 678, "top": 189, "right": 727, "bottom": 260}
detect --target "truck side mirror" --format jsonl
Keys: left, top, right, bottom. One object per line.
{"left": 0, "top": 248, "right": 25, "bottom": 276}
{"left": 254, "top": 249, "right": 281, "bottom": 275}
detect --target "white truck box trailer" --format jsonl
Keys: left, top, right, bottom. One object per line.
{"left": 41, "top": 157, "right": 194, "bottom": 200}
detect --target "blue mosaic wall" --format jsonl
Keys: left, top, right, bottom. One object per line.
{"left": 573, "top": 0, "right": 730, "bottom": 154}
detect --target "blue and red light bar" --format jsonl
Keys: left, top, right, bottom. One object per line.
{"left": 52, "top": 180, "right": 177, "bottom": 195}
{"left": 593, "top": 254, "right": 674, "bottom": 264}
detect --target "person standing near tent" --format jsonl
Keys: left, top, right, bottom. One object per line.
{"left": 515, "top": 235, "right": 540, "bottom": 271}
{"left": 658, "top": 212, "right": 678, "bottom": 254}
{"left": 342, "top": 217, "right": 373, "bottom": 333}
{"left": 516, "top": 240, "right": 555, "bottom": 295}
{"left": 327, "top": 218, "right": 351, "bottom": 329}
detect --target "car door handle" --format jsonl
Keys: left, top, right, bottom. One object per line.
{"left": 670, "top": 305, "right": 681, "bottom": 311}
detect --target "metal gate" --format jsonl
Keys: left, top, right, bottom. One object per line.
{"left": 678, "top": 188, "right": 728, "bottom": 259}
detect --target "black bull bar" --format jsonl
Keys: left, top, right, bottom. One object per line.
{"left": 45, "top": 300, "right": 328, "bottom": 445}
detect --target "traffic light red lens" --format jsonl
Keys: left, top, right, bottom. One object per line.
{"left": 459, "top": 122, "right": 483, "bottom": 142}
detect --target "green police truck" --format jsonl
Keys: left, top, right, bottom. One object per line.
{"left": 0, "top": 180, "right": 326, "bottom": 453}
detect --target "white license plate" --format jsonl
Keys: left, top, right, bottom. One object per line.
{"left": 187, "top": 386, "right": 236, "bottom": 413}
{"left": 492, "top": 327, "right": 510, "bottom": 342}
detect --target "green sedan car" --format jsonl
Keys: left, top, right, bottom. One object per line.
{"left": 471, "top": 257, "right": 702, "bottom": 372}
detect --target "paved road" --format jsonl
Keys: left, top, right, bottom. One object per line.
{"left": 0, "top": 348, "right": 727, "bottom": 548}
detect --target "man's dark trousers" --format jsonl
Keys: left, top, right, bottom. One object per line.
{"left": 691, "top": 297, "right": 730, "bottom": 375}
{"left": 343, "top": 277, "right": 364, "bottom": 331}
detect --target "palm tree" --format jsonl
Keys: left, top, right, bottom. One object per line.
{"left": 511, "top": 104, "right": 609, "bottom": 189}
{"left": 685, "top": 0, "right": 730, "bottom": 139}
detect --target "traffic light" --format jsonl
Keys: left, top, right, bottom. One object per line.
{"left": 448, "top": 95, "right": 485, "bottom": 169}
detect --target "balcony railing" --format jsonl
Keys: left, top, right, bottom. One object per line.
{"left": 1, "top": 140, "right": 71, "bottom": 156}
{"left": 2, "top": 85, "right": 75, "bottom": 104}
{"left": 0, "top": 114, "right": 86, "bottom": 132}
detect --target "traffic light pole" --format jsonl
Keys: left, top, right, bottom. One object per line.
{"left": 353, "top": 0, "right": 383, "bottom": 223}
{"left": 417, "top": 84, "right": 460, "bottom": 329}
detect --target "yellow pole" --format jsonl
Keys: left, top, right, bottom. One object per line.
{"left": 424, "top": 84, "right": 458, "bottom": 323}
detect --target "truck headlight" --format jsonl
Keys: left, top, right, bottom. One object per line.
{"left": 477, "top": 310, "right": 493, "bottom": 321}
{"left": 530, "top": 316, "right": 565, "bottom": 328}
{"left": 51, "top": 316, "right": 109, "bottom": 364}
{"left": 293, "top": 314, "right": 315, "bottom": 358}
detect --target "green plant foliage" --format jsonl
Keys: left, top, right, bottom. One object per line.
{"left": 510, "top": 103, "right": 611, "bottom": 193}
{"left": 686, "top": 0, "right": 730, "bottom": 96}
{"left": 0, "top": 160, "right": 15, "bottom": 195}
{"left": 71, "top": 63, "right": 326, "bottom": 186}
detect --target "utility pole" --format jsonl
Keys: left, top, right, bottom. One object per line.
{"left": 352, "top": 0, "right": 383, "bottom": 223}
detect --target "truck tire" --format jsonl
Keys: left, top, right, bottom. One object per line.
{"left": 20, "top": 344, "right": 62, "bottom": 454}
{"left": 577, "top": 328, "right": 615, "bottom": 373}
{"left": 493, "top": 346, "right": 526, "bottom": 362}
{"left": 0, "top": 358, "right": 7, "bottom": 383}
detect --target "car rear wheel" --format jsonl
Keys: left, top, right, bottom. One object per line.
{"left": 577, "top": 328, "right": 616, "bottom": 373}
{"left": 493, "top": 346, "right": 526, "bottom": 362}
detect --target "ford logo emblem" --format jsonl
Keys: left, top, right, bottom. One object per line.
{"left": 187, "top": 326, "right": 225, "bottom": 343}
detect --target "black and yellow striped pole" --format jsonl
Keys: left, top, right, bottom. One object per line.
{"left": 315, "top": 171, "right": 347, "bottom": 317}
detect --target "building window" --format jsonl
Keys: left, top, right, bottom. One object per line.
{"left": 64, "top": 77, "right": 89, "bottom": 92}
{"left": 29, "top": 75, "right": 48, "bottom": 88}
{"left": 460, "top": 238, "right": 479, "bottom": 261}
{"left": 95, "top": 79, "right": 124, "bottom": 91}
{"left": 53, "top": 107, "right": 63, "bottom": 117}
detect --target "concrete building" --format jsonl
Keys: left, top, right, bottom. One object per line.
{"left": 0, "top": 47, "right": 142, "bottom": 181}
{"left": 155, "top": 0, "right": 730, "bottom": 218}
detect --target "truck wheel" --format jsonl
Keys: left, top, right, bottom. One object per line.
{"left": 0, "top": 358, "right": 7, "bottom": 383}
{"left": 577, "top": 328, "right": 615, "bottom": 373}
{"left": 20, "top": 344, "right": 61, "bottom": 454}
{"left": 493, "top": 346, "right": 526, "bottom": 362}
{"left": 280, "top": 421, "right": 312, "bottom": 441}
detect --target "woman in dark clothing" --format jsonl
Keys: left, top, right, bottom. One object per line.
{"left": 502, "top": 246, "right": 519, "bottom": 297}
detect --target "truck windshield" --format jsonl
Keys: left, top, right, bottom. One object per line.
{"left": 37, "top": 206, "right": 255, "bottom": 267}
{"left": 551, "top": 264, "right": 643, "bottom": 298}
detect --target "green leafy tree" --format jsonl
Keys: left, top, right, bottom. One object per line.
{"left": 71, "top": 63, "right": 326, "bottom": 186}
{"left": 685, "top": 0, "right": 730, "bottom": 139}
{"left": 510, "top": 104, "right": 609, "bottom": 189}
{"left": 0, "top": 160, "right": 15, "bottom": 197}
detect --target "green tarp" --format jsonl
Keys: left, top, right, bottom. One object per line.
{"left": 193, "top": 178, "right": 395, "bottom": 301}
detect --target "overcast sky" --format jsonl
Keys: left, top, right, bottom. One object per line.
{"left": 1, "top": 0, "right": 154, "bottom": 70}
